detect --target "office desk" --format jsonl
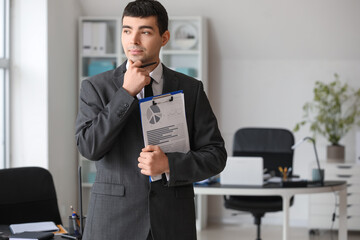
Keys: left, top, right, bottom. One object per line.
{"left": 194, "top": 181, "right": 347, "bottom": 240}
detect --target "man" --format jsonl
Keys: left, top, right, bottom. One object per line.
{"left": 75, "top": 0, "right": 226, "bottom": 239}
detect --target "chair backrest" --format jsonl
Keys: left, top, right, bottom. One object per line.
{"left": 0, "top": 167, "right": 62, "bottom": 225}
{"left": 233, "top": 128, "right": 295, "bottom": 177}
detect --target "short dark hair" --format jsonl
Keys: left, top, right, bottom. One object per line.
{"left": 122, "top": 0, "right": 168, "bottom": 35}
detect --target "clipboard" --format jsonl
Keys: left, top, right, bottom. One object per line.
{"left": 139, "top": 90, "right": 182, "bottom": 105}
{"left": 139, "top": 90, "right": 190, "bottom": 154}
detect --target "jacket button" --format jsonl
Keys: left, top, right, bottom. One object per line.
{"left": 124, "top": 103, "right": 129, "bottom": 108}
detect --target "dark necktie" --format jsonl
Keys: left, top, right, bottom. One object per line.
{"left": 144, "top": 78, "right": 154, "bottom": 98}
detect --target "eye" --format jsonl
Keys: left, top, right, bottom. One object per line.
{"left": 142, "top": 31, "right": 151, "bottom": 35}
{"left": 123, "top": 29, "right": 131, "bottom": 34}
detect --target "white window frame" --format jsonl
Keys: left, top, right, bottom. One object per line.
{"left": 0, "top": 0, "right": 10, "bottom": 168}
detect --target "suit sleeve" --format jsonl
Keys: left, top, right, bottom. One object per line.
{"left": 75, "top": 79, "right": 137, "bottom": 160}
{"left": 166, "top": 81, "right": 227, "bottom": 186}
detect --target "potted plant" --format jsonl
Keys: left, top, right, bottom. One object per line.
{"left": 294, "top": 73, "right": 360, "bottom": 163}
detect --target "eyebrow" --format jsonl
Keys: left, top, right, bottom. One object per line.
{"left": 122, "top": 25, "right": 154, "bottom": 30}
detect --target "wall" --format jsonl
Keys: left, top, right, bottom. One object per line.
{"left": 78, "top": 0, "right": 360, "bottom": 226}
{"left": 47, "top": 0, "right": 82, "bottom": 222}
{"left": 11, "top": 0, "right": 82, "bottom": 223}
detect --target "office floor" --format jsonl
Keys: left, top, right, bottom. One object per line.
{"left": 197, "top": 223, "right": 360, "bottom": 240}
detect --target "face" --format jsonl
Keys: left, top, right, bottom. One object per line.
{"left": 122, "top": 16, "right": 170, "bottom": 64}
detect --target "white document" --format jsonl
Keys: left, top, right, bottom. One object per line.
{"left": 82, "top": 22, "right": 92, "bottom": 55}
{"left": 96, "top": 22, "right": 107, "bottom": 55}
{"left": 139, "top": 91, "right": 190, "bottom": 180}
{"left": 91, "top": 22, "right": 99, "bottom": 55}
{"left": 9, "top": 221, "right": 59, "bottom": 234}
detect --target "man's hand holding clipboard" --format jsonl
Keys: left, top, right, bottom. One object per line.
{"left": 138, "top": 145, "right": 169, "bottom": 177}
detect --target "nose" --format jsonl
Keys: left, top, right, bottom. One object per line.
{"left": 130, "top": 32, "right": 140, "bottom": 45}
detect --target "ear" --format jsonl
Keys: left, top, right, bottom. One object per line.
{"left": 161, "top": 30, "right": 170, "bottom": 46}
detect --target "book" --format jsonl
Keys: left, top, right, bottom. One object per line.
{"left": 9, "top": 231, "right": 54, "bottom": 240}
{"left": 9, "top": 221, "right": 58, "bottom": 234}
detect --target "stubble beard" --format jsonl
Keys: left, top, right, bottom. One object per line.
{"left": 127, "top": 45, "right": 148, "bottom": 63}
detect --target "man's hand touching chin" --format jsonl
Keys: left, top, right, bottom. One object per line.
{"left": 122, "top": 60, "right": 151, "bottom": 96}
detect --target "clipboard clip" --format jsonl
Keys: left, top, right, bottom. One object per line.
{"left": 152, "top": 94, "right": 174, "bottom": 105}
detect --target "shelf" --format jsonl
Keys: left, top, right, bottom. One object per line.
{"left": 82, "top": 53, "right": 117, "bottom": 58}
{"left": 161, "top": 49, "right": 199, "bottom": 55}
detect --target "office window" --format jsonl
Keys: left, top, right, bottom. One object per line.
{"left": 0, "top": 0, "right": 9, "bottom": 168}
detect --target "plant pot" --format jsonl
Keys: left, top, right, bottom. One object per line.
{"left": 327, "top": 144, "right": 345, "bottom": 163}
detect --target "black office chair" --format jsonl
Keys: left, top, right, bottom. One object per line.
{"left": 0, "top": 167, "right": 62, "bottom": 225}
{"left": 224, "top": 128, "right": 295, "bottom": 240}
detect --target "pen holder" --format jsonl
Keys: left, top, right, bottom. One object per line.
{"left": 280, "top": 172, "right": 288, "bottom": 181}
{"left": 68, "top": 216, "right": 86, "bottom": 237}
{"left": 278, "top": 166, "right": 291, "bottom": 182}
{"left": 312, "top": 168, "right": 324, "bottom": 182}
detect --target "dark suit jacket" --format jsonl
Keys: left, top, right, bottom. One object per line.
{"left": 75, "top": 61, "right": 227, "bottom": 240}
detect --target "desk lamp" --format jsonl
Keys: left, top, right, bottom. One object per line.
{"left": 292, "top": 137, "right": 324, "bottom": 185}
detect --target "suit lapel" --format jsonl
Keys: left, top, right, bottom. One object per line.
{"left": 112, "top": 61, "right": 127, "bottom": 90}
{"left": 162, "top": 65, "right": 180, "bottom": 94}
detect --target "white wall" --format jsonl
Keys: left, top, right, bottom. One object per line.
{"left": 11, "top": 0, "right": 82, "bottom": 224}
{"left": 77, "top": 0, "right": 360, "bottom": 227}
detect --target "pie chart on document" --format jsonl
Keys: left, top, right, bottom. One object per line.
{"left": 146, "top": 104, "right": 162, "bottom": 124}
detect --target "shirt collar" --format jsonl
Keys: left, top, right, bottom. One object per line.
{"left": 125, "top": 60, "right": 163, "bottom": 84}
{"left": 150, "top": 62, "right": 162, "bottom": 84}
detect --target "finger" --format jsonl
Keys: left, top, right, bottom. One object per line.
{"left": 144, "top": 76, "right": 151, "bottom": 85}
{"left": 139, "top": 151, "right": 152, "bottom": 159}
{"left": 143, "top": 145, "right": 156, "bottom": 152}
{"left": 138, "top": 162, "right": 148, "bottom": 170}
{"left": 132, "top": 60, "right": 142, "bottom": 68}
{"left": 152, "top": 145, "right": 161, "bottom": 151}
{"left": 140, "top": 169, "right": 150, "bottom": 176}
{"left": 128, "top": 59, "right": 135, "bottom": 68}
{"left": 138, "top": 155, "right": 149, "bottom": 163}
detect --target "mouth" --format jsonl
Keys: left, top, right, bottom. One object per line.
{"left": 128, "top": 46, "right": 145, "bottom": 55}
{"left": 129, "top": 49, "right": 143, "bottom": 55}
